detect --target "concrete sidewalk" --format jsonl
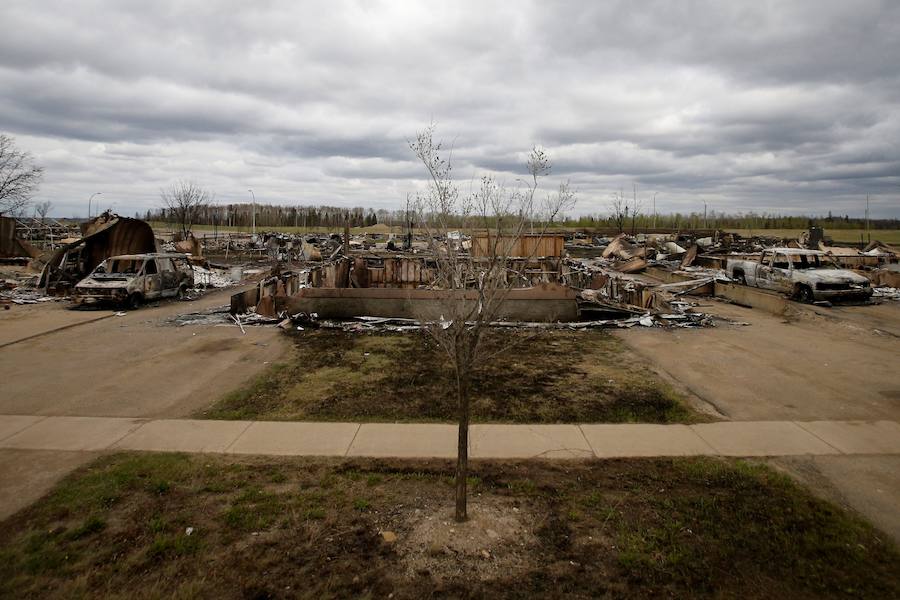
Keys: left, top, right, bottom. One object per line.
{"left": 2, "top": 415, "right": 899, "bottom": 459}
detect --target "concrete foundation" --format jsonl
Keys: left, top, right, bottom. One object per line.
{"left": 281, "top": 283, "right": 580, "bottom": 322}
{"left": 713, "top": 282, "right": 790, "bottom": 314}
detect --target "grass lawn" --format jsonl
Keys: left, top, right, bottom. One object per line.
{"left": 198, "top": 329, "right": 700, "bottom": 424}
{"left": 1, "top": 453, "right": 897, "bottom": 599}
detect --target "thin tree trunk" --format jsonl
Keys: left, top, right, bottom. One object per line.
{"left": 454, "top": 367, "right": 470, "bottom": 522}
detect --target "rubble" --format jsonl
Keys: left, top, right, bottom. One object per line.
{"left": 104, "top": 223, "right": 900, "bottom": 331}
{"left": 601, "top": 234, "right": 646, "bottom": 260}
{"left": 872, "top": 287, "right": 900, "bottom": 300}
{"left": 0, "top": 288, "right": 59, "bottom": 304}
{"left": 37, "top": 211, "right": 157, "bottom": 295}
{"left": 290, "top": 310, "right": 714, "bottom": 334}
{"left": 191, "top": 265, "right": 236, "bottom": 289}
{"left": 1, "top": 216, "right": 41, "bottom": 260}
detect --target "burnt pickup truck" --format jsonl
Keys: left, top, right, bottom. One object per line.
{"left": 73, "top": 253, "right": 194, "bottom": 308}
{"left": 726, "top": 248, "right": 872, "bottom": 303}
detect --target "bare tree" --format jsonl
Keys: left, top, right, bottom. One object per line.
{"left": 608, "top": 184, "right": 644, "bottom": 234}
{"left": 410, "top": 125, "right": 575, "bottom": 522}
{"left": 160, "top": 180, "right": 213, "bottom": 238}
{"left": 609, "top": 188, "right": 628, "bottom": 233}
{"left": 0, "top": 134, "right": 44, "bottom": 217}
{"left": 630, "top": 183, "right": 644, "bottom": 235}
{"left": 35, "top": 200, "right": 53, "bottom": 223}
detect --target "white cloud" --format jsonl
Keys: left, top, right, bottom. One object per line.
{"left": 0, "top": 0, "right": 897, "bottom": 218}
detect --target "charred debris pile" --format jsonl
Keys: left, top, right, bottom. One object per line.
{"left": 223, "top": 226, "right": 898, "bottom": 334}
{"left": 3, "top": 217, "right": 897, "bottom": 320}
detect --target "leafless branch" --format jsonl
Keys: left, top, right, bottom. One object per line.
{"left": 160, "top": 180, "right": 213, "bottom": 238}
{"left": 0, "top": 134, "right": 44, "bottom": 217}
{"left": 35, "top": 200, "right": 53, "bottom": 222}
{"left": 409, "top": 126, "right": 575, "bottom": 523}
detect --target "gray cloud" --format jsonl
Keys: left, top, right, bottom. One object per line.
{"left": 0, "top": 0, "right": 898, "bottom": 218}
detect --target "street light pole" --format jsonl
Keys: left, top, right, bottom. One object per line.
{"left": 865, "top": 194, "right": 870, "bottom": 243}
{"left": 87, "top": 192, "right": 102, "bottom": 219}
{"left": 248, "top": 189, "right": 256, "bottom": 234}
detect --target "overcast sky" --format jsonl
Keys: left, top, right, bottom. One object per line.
{"left": 1, "top": 0, "right": 898, "bottom": 218}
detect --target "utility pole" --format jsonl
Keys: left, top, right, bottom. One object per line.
{"left": 652, "top": 192, "right": 657, "bottom": 229}
{"left": 248, "top": 189, "right": 256, "bottom": 235}
{"left": 865, "top": 194, "right": 870, "bottom": 243}
{"left": 87, "top": 192, "right": 102, "bottom": 219}
{"left": 631, "top": 183, "right": 637, "bottom": 235}
{"left": 343, "top": 211, "right": 350, "bottom": 254}
{"left": 703, "top": 202, "right": 708, "bottom": 230}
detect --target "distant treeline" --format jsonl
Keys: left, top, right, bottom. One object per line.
{"left": 144, "top": 203, "right": 383, "bottom": 229}
{"left": 558, "top": 212, "right": 899, "bottom": 231}
{"left": 141, "top": 203, "right": 898, "bottom": 231}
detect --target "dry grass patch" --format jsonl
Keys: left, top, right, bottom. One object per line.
{"left": 200, "top": 329, "right": 700, "bottom": 424}
{"left": 1, "top": 453, "right": 898, "bottom": 599}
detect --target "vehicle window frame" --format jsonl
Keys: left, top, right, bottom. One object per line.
{"left": 772, "top": 252, "right": 790, "bottom": 270}
{"left": 143, "top": 259, "right": 158, "bottom": 275}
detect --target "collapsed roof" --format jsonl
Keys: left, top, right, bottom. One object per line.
{"left": 37, "top": 211, "right": 157, "bottom": 293}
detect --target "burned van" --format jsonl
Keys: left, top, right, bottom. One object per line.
{"left": 73, "top": 253, "right": 194, "bottom": 308}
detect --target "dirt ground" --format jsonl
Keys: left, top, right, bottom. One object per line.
{"left": 0, "top": 302, "right": 115, "bottom": 348}
{"left": 2, "top": 453, "right": 897, "bottom": 599}
{"left": 0, "top": 288, "right": 288, "bottom": 418}
{"left": 617, "top": 300, "right": 900, "bottom": 422}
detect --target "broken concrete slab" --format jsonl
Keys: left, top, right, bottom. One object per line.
{"left": 690, "top": 421, "right": 839, "bottom": 456}
{"left": 347, "top": 423, "right": 457, "bottom": 458}
{"left": 225, "top": 421, "right": 360, "bottom": 456}
{"left": 0, "top": 416, "right": 145, "bottom": 451}
{"left": 114, "top": 419, "right": 252, "bottom": 453}
{"left": 794, "top": 420, "right": 900, "bottom": 455}
{"left": 580, "top": 423, "right": 715, "bottom": 457}
{"left": 0, "top": 415, "right": 46, "bottom": 442}
{"left": 470, "top": 424, "right": 593, "bottom": 459}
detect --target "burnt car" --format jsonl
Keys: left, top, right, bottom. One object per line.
{"left": 727, "top": 248, "right": 872, "bottom": 303}
{"left": 73, "top": 253, "right": 194, "bottom": 308}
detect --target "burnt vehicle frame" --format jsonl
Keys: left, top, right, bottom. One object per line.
{"left": 73, "top": 253, "right": 194, "bottom": 308}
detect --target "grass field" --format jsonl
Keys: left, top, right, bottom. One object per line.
{"left": 2, "top": 453, "right": 897, "bottom": 598}
{"left": 724, "top": 228, "right": 900, "bottom": 244}
{"left": 198, "top": 329, "right": 701, "bottom": 424}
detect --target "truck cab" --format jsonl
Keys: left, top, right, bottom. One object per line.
{"left": 727, "top": 248, "right": 872, "bottom": 303}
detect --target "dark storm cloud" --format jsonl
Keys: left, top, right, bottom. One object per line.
{"left": 0, "top": 0, "right": 897, "bottom": 217}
